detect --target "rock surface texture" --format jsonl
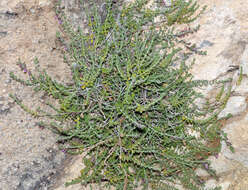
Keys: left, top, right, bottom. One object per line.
{"left": 0, "top": 0, "right": 248, "bottom": 190}
{"left": 0, "top": 0, "right": 70, "bottom": 189}
{"left": 189, "top": 0, "right": 248, "bottom": 189}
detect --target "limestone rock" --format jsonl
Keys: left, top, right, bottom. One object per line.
{"left": 218, "top": 96, "right": 247, "bottom": 118}
{"left": 241, "top": 45, "right": 248, "bottom": 76}
{"left": 0, "top": 0, "right": 67, "bottom": 189}
{"left": 221, "top": 114, "right": 248, "bottom": 167}
{"left": 234, "top": 77, "right": 248, "bottom": 95}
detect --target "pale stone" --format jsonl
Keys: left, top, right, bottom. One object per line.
{"left": 208, "top": 155, "right": 237, "bottom": 176}
{"left": 234, "top": 77, "right": 248, "bottom": 95}
{"left": 205, "top": 179, "right": 218, "bottom": 189}
{"left": 218, "top": 96, "right": 246, "bottom": 118}
{"left": 231, "top": 174, "right": 248, "bottom": 190}
{"left": 219, "top": 181, "right": 231, "bottom": 190}
{"left": 222, "top": 115, "right": 248, "bottom": 167}
{"left": 195, "top": 168, "right": 209, "bottom": 177}
{"left": 240, "top": 45, "right": 248, "bottom": 76}
{"left": 38, "top": 0, "right": 51, "bottom": 7}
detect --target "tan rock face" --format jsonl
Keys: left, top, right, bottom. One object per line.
{"left": 0, "top": 0, "right": 71, "bottom": 189}
{"left": 222, "top": 115, "right": 248, "bottom": 167}
{"left": 240, "top": 45, "right": 248, "bottom": 76}
{"left": 190, "top": 0, "right": 248, "bottom": 81}
{"left": 189, "top": 0, "right": 248, "bottom": 189}
{"left": 52, "top": 155, "right": 85, "bottom": 190}
{"left": 219, "top": 96, "right": 247, "bottom": 118}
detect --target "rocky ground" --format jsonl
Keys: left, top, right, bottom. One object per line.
{"left": 0, "top": 0, "right": 248, "bottom": 190}
{"left": 0, "top": 0, "right": 70, "bottom": 189}
{"left": 189, "top": 0, "right": 248, "bottom": 189}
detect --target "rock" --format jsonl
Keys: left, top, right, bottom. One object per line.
{"left": 38, "top": 0, "right": 52, "bottom": 7}
{"left": 231, "top": 174, "right": 248, "bottom": 190}
{"left": 218, "top": 96, "right": 247, "bottom": 118}
{"left": 198, "top": 40, "right": 214, "bottom": 49}
{"left": 59, "top": 0, "right": 93, "bottom": 30}
{"left": 226, "top": 166, "right": 248, "bottom": 190}
{"left": 222, "top": 114, "right": 248, "bottom": 167}
{"left": 208, "top": 154, "right": 238, "bottom": 176}
{"left": 195, "top": 168, "right": 209, "bottom": 177}
{"left": 234, "top": 77, "right": 248, "bottom": 95}
{"left": 0, "top": 31, "right": 7, "bottom": 38}
{"left": 204, "top": 179, "right": 219, "bottom": 189}
{"left": 219, "top": 181, "right": 232, "bottom": 190}
{"left": 51, "top": 155, "right": 85, "bottom": 190}
{"left": 0, "top": 0, "right": 68, "bottom": 189}
{"left": 240, "top": 45, "right": 248, "bottom": 76}
{"left": 205, "top": 178, "right": 233, "bottom": 190}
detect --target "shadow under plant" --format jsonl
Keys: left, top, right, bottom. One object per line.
{"left": 10, "top": 0, "right": 235, "bottom": 189}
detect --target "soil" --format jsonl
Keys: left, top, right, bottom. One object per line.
{"left": 0, "top": 1, "right": 71, "bottom": 189}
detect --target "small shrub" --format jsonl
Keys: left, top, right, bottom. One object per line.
{"left": 10, "top": 0, "right": 232, "bottom": 189}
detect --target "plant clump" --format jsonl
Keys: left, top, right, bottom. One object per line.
{"left": 10, "top": 0, "right": 233, "bottom": 189}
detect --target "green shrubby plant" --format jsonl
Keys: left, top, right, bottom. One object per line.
{"left": 10, "top": 0, "right": 233, "bottom": 189}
